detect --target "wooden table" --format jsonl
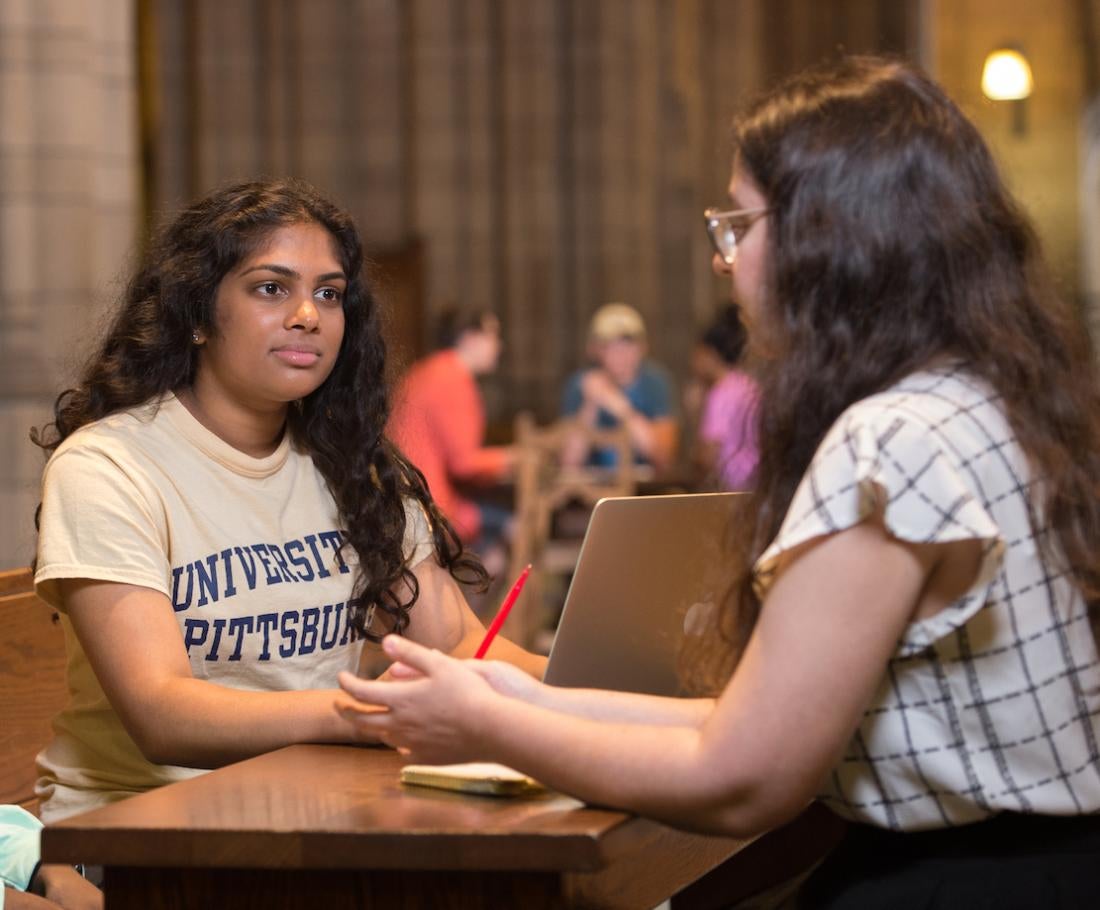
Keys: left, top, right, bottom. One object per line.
{"left": 42, "top": 744, "right": 748, "bottom": 909}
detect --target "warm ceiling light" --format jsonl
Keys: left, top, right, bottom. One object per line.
{"left": 981, "top": 48, "right": 1034, "bottom": 101}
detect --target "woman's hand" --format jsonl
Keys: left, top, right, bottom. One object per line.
{"left": 385, "top": 654, "right": 541, "bottom": 704}
{"left": 335, "top": 635, "right": 503, "bottom": 763}
{"left": 465, "top": 657, "right": 544, "bottom": 702}
{"left": 581, "top": 370, "right": 631, "bottom": 418}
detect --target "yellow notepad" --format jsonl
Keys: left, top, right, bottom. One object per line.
{"left": 400, "top": 762, "right": 545, "bottom": 796}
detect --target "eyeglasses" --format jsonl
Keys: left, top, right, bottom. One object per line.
{"left": 703, "top": 206, "right": 770, "bottom": 265}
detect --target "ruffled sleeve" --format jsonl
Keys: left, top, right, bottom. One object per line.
{"left": 754, "top": 404, "right": 1006, "bottom": 654}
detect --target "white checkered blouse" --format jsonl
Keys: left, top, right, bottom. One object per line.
{"left": 755, "top": 366, "right": 1100, "bottom": 830}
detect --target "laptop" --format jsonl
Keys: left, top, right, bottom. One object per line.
{"left": 541, "top": 492, "right": 744, "bottom": 696}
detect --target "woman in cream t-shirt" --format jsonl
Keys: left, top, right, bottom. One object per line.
{"left": 33, "top": 178, "right": 543, "bottom": 822}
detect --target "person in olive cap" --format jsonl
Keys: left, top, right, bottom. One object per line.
{"left": 559, "top": 303, "right": 677, "bottom": 471}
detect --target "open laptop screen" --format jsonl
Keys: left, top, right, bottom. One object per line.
{"left": 542, "top": 492, "right": 743, "bottom": 696}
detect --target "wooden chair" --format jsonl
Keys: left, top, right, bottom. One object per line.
{"left": 504, "top": 413, "right": 636, "bottom": 647}
{"left": 0, "top": 567, "right": 68, "bottom": 815}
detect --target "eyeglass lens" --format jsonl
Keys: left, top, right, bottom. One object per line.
{"left": 705, "top": 213, "right": 736, "bottom": 263}
{"left": 705, "top": 209, "right": 766, "bottom": 264}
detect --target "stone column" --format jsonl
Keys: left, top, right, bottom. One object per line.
{"left": 0, "top": 0, "right": 138, "bottom": 567}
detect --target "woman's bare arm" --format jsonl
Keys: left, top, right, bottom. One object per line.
{"left": 60, "top": 557, "right": 544, "bottom": 768}
{"left": 339, "top": 512, "right": 977, "bottom": 837}
{"left": 62, "top": 578, "right": 361, "bottom": 768}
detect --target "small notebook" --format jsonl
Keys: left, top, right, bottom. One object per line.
{"left": 400, "top": 762, "right": 545, "bottom": 796}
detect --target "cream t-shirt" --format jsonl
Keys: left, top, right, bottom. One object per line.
{"left": 34, "top": 394, "right": 433, "bottom": 822}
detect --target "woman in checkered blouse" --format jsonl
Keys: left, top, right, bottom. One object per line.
{"left": 338, "top": 57, "right": 1100, "bottom": 906}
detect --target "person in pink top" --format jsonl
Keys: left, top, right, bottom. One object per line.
{"left": 387, "top": 310, "right": 514, "bottom": 550}
{"left": 692, "top": 306, "right": 759, "bottom": 490}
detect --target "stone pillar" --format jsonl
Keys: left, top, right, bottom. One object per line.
{"left": 0, "top": 0, "right": 138, "bottom": 567}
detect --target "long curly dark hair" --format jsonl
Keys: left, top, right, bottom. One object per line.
{"left": 687, "top": 57, "right": 1100, "bottom": 691}
{"left": 32, "top": 177, "right": 487, "bottom": 638}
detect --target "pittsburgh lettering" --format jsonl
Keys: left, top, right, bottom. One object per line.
{"left": 181, "top": 601, "right": 362, "bottom": 662}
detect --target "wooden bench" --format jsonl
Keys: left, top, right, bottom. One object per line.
{"left": 0, "top": 566, "right": 68, "bottom": 815}
{"left": 506, "top": 413, "right": 635, "bottom": 647}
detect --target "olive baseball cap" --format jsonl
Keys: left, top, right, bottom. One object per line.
{"left": 589, "top": 303, "right": 646, "bottom": 342}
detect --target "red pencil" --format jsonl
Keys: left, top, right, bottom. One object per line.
{"left": 474, "top": 564, "right": 532, "bottom": 659}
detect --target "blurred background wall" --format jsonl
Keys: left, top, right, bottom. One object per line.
{"left": 0, "top": 0, "right": 139, "bottom": 568}
{"left": 1, "top": 0, "right": 1094, "bottom": 567}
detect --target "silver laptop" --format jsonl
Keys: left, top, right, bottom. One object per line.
{"left": 542, "top": 492, "right": 744, "bottom": 696}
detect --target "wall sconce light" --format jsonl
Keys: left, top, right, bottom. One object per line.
{"left": 981, "top": 47, "right": 1033, "bottom": 136}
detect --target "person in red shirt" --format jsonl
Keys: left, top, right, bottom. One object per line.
{"left": 387, "top": 310, "right": 514, "bottom": 553}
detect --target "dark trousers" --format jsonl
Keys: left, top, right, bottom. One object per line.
{"left": 797, "top": 812, "right": 1100, "bottom": 909}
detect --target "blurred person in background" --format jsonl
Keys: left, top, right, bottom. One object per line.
{"left": 684, "top": 305, "right": 758, "bottom": 490}
{"left": 388, "top": 309, "right": 514, "bottom": 575}
{"left": 559, "top": 303, "right": 677, "bottom": 472}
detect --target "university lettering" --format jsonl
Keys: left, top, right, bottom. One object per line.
{"left": 171, "top": 530, "right": 350, "bottom": 613}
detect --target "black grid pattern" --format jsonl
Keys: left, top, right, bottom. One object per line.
{"left": 756, "top": 367, "right": 1100, "bottom": 830}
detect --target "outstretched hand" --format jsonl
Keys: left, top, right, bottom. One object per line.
{"left": 383, "top": 659, "right": 424, "bottom": 681}
{"left": 382, "top": 655, "right": 537, "bottom": 692}
{"left": 336, "top": 635, "right": 508, "bottom": 764}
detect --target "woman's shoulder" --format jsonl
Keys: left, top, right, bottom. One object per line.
{"left": 835, "top": 366, "right": 1006, "bottom": 441}
{"left": 48, "top": 396, "right": 173, "bottom": 465}
{"left": 759, "top": 367, "right": 1014, "bottom": 597}
{"left": 800, "top": 365, "right": 1024, "bottom": 510}
{"left": 714, "top": 368, "right": 758, "bottom": 398}
{"left": 638, "top": 359, "right": 674, "bottom": 386}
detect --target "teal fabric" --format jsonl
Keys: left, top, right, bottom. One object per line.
{"left": 0, "top": 804, "right": 43, "bottom": 896}
{"left": 560, "top": 360, "right": 676, "bottom": 466}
